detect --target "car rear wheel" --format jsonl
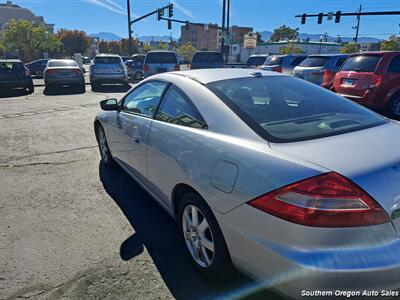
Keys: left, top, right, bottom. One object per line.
{"left": 388, "top": 93, "right": 400, "bottom": 120}
{"left": 133, "top": 71, "right": 143, "bottom": 81}
{"left": 178, "top": 192, "right": 236, "bottom": 281}
{"left": 96, "top": 125, "right": 114, "bottom": 166}
{"left": 27, "top": 83, "right": 34, "bottom": 94}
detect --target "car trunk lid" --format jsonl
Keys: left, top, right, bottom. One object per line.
{"left": 0, "top": 62, "right": 25, "bottom": 81}
{"left": 334, "top": 71, "right": 375, "bottom": 97}
{"left": 293, "top": 66, "right": 325, "bottom": 85}
{"left": 92, "top": 63, "right": 122, "bottom": 74}
{"left": 270, "top": 122, "right": 400, "bottom": 233}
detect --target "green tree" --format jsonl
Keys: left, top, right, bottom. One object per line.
{"left": 340, "top": 43, "right": 360, "bottom": 54}
{"left": 380, "top": 35, "right": 400, "bottom": 51}
{"left": 255, "top": 31, "right": 263, "bottom": 44}
{"left": 270, "top": 25, "right": 299, "bottom": 42}
{"left": 98, "top": 40, "right": 110, "bottom": 53}
{"left": 178, "top": 44, "right": 197, "bottom": 62}
{"left": 279, "top": 43, "right": 303, "bottom": 54}
{"left": 58, "top": 29, "right": 91, "bottom": 56}
{"left": 3, "top": 20, "right": 60, "bottom": 60}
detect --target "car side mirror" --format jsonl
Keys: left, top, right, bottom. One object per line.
{"left": 100, "top": 98, "right": 119, "bottom": 111}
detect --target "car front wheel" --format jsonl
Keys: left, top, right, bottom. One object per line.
{"left": 178, "top": 192, "right": 236, "bottom": 281}
{"left": 96, "top": 125, "right": 114, "bottom": 166}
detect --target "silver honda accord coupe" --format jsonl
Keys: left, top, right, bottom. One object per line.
{"left": 94, "top": 69, "right": 400, "bottom": 298}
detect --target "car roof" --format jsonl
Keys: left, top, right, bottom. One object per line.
{"left": 0, "top": 59, "right": 22, "bottom": 63}
{"left": 147, "top": 50, "right": 176, "bottom": 53}
{"left": 48, "top": 59, "right": 76, "bottom": 62}
{"left": 168, "top": 68, "right": 286, "bottom": 84}
{"left": 95, "top": 54, "right": 121, "bottom": 57}
{"left": 194, "top": 51, "right": 221, "bottom": 54}
{"left": 308, "top": 54, "right": 349, "bottom": 57}
{"left": 249, "top": 54, "right": 269, "bottom": 57}
{"left": 350, "top": 51, "right": 400, "bottom": 56}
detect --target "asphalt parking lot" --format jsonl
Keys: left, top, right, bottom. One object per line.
{"left": 0, "top": 86, "right": 280, "bottom": 300}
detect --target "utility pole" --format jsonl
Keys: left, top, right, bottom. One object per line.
{"left": 127, "top": 0, "right": 133, "bottom": 56}
{"left": 221, "top": 0, "right": 226, "bottom": 57}
{"left": 226, "top": 0, "right": 230, "bottom": 63}
{"left": 354, "top": 5, "right": 362, "bottom": 43}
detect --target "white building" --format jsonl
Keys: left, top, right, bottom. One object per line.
{"left": 232, "top": 40, "right": 342, "bottom": 63}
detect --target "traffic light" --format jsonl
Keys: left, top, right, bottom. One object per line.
{"left": 185, "top": 21, "right": 189, "bottom": 30}
{"left": 335, "top": 11, "right": 341, "bottom": 23}
{"left": 157, "top": 9, "right": 163, "bottom": 21}
{"left": 317, "top": 13, "right": 323, "bottom": 24}
{"left": 168, "top": 4, "right": 173, "bottom": 18}
{"left": 168, "top": 20, "right": 172, "bottom": 30}
{"left": 301, "top": 13, "right": 306, "bottom": 24}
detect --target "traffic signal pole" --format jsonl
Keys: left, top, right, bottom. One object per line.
{"left": 354, "top": 5, "right": 361, "bottom": 43}
{"left": 221, "top": 0, "right": 226, "bottom": 59}
{"left": 127, "top": 0, "right": 133, "bottom": 56}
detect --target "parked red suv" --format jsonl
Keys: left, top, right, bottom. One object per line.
{"left": 332, "top": 51, "right": 400, "bottom": 118}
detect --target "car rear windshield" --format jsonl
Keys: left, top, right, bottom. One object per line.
{"left": 264, "top": 56, "right": 283, "bottom": 66}
{"left": 0, "top": 62, "right": 24, "bottom": 73}
{"left": 299, "top": 56, "right": 329, "bottom": 67}
{"left": 145, "top": 52, "right": 178, "bottom": 64}
{"left": 207, "top": 76, "right": 386, "bottom": 142}
{"left": 94, "top": 57, "right": 121, "bottom": 64}
{"left": 247, "top": 56, "right": 266, "bottom": 66}
{"left": 341, "top": 55, "right": 382, "bottom": 72}
{"left": 48, "top": 60, "right": 78, "bottom": 67}
{"left": 192, "top": 52, "right": 223, "bottom": 63}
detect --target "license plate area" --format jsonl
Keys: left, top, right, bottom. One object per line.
{"left": 341, "top": 78, "right": 357, "bottom": 86}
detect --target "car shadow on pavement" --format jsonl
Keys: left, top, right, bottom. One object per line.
{"left": 0, "top": 89, "right": 29, "bottom": 98}
{"left": 92, "top": 84, "right": 131, "bottom": 93}
{"left": 99, "top": 161, "right": 282, "bottom": 300}
{"left": 43, "top": 85, "right": 85, "bottom": 96}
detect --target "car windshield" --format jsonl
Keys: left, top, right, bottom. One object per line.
{"left": 247, "top": 56, "right": 266, "bottom": 65}
{"left": 94, "top": 57, "right": 121, "bottom": 64}
{"left": 264, "top": 56, "right": 283, "bottom": 66}
{"left": 192, "top": 53, "right": 223, "bottom": 63}
{"left": 48, "top": 60, "right": 78, "bottom": 67}
{"left": 207, "top": 76, "right": 387, "bottom": 142}
{"left": 299, "top": 56, "right": 329, "bottom": 67}
{"left": 145, "top": 52, "right": 178, "bottom": 64}
{"left": 341, "top": 55, "right": 382, "bottom": 72}
{"left": 0, "top": 62, "right": 24, "bottom": 73}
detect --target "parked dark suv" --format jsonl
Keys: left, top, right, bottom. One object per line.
{"left": 190, "top": 51, "right": 224, "bottom": 69}
{"left": 333, "top": 51, "right": 400, "bottom": 119}
{"left": 0, "top": 59, "right": 34, "bottom": 94}
{"left": 25, "top": 59, "right": 48, "bottom": 77}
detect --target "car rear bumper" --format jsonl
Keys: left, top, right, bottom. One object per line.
{"left": 0, "top": 79, "right": 32, "bottom": 89}
{"left": 336, "top": 89, "right": 388, "bottom": 109}
{"left": 90, "top": 73, "right": 128, "bottom": 83}
{"left": 218, "top": 204, "right": 400, "bottom": 299}
{"left": 45, "top": 77, "right": 84, "bottom": 85}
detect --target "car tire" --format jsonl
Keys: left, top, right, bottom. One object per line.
{"left": 133, "top": 71, "right": 143, "bottom": 81}
{"left": 96, "top": 124, "right": 115, "bottom": 166}
{"left": 91, "top": 83, "right": 98, "bottom": 91}
{"left": 27, "top": 84, "right": 34, "bottom": 94}
{"left": 387, "top": 93, "right": 400, "bottom": 120}
{"left": 123, "top": 82, "right": 131, "bottom": 89}
{"left": 178, "top": 192, "right": 236, "bottom": 281}
{"left": 79, "top": 84, "right": 86, "bottom": 93}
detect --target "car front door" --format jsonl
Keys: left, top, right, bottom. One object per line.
{"left": 109, "top": 81, "right": 169, "bottom": 179}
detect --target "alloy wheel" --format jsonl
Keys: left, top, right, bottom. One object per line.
{"left": 392, "top": 98, "right": 400, "bottom": 117}
{"left": 182, "top": 204, "right": 215, "bottom": 268}
{"left": 97, "top": 128, "right": 109, "bottom": 162}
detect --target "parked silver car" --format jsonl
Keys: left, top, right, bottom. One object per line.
{"left": 94, "top": 69, "right": 400, "bottom": 299}
{"left": 44, "top": 59, "right": 85, "bottom": 91}
{"left": 143, "top": 51, "right": 180, "bottom": 77}
{"left": 246, "top": 54, "right": 270, "bottom": 68}
{"left": 260, "top": 54, "right": 307, "bottom": 74}
{"left": 90, "top": 54, "right": 129, "bottom": 89}
{"left": 293, "top": 54, "right": 349, "bottom": 88}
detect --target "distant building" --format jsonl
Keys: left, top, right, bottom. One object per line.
{"left": 0, "top": 1, "right": 54, "bottom": 33}
{"left": 180, "top": 23, "right": 253, "bottom": 51}
{"left": 360, "top": 42, "right": 381, "bottom": 52}
{"left": 234, "top": 40, "right": 342, "bottom": 63}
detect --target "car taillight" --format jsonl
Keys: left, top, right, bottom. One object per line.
{"left": 143, "top": 64, "right": 149, "bottom": 72}
{"left": 272, "top": 66, "right": 282, "bottom": 73}
{"left": 45, "top": 69, "right": 56, "bottom": 75}
{"left": 174, "top": 64, "right": 180, "bottom": 71}
{"left": 73, "top": 68, "right": 82, "bottom": 74}
{"left": 248, "top": 172, "right": 390, "bottom": 227}
{"left": 369, "top": 74, "right": 383, "bottom": 89}
{"left": 322, "top": 69, "right": 335, "bottom": 88}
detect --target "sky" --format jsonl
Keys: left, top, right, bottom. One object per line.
{"left": 8, "top": 0, "right": 400, "bottom": 39}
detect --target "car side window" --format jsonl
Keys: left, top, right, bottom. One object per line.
{"left": 290, "top": 57, "right": 306, "bottom": 66}
{"left": 388, "top": 56, "right": 400, "bottom": 73}
{"left": 155, "top": 85, "right": 207, "bottom": 129}
{"left": 335, "top": 57, "right": 347, "bottom": 67}
{"left": 122, "top": 81, "right": 168, "bottom": 117}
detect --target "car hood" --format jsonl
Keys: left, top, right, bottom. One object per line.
{"left": 270, "top": 121, "right": 400, "bottom": 219}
